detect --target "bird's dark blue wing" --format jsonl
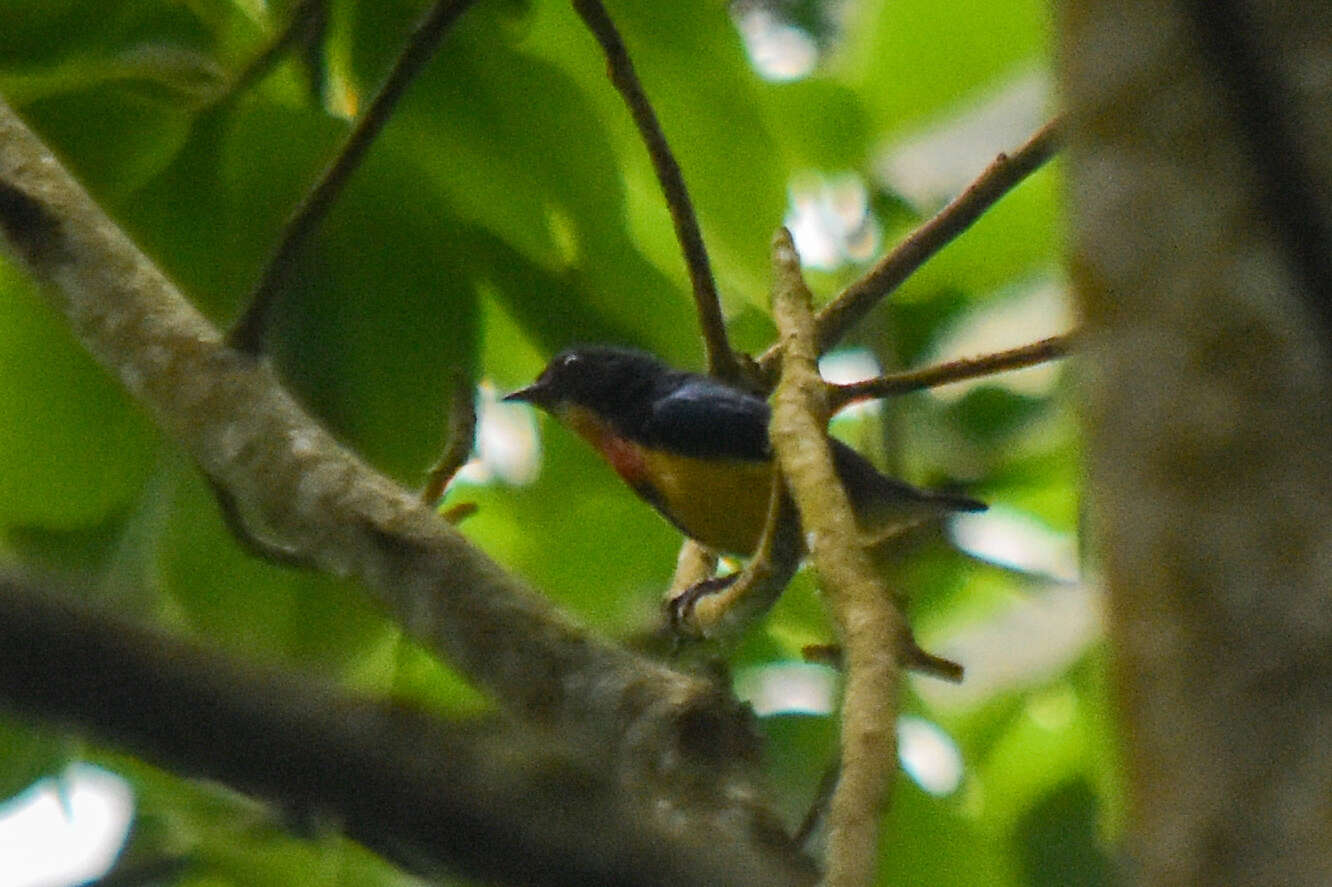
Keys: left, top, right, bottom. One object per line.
{"left": 638, "top": 376, "right": 772, "bottom": 461}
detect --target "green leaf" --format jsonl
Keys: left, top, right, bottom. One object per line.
{"left": 878, "top": 778, "right": 1021, "bottom": 887}
{"left": 0, "top": 262, "right": 160, "bottom": 529}
{"left": 0, "top": 717, "right": 75, "bottom": 804}
{"left": 1015, "top": 779, "right": 1115, "bottom": 887}
{"left": 838, "top": 0, "right": 1052, "bottom": 139}
{"left": 154, "top": 456, "right": 396, "bottom": 672}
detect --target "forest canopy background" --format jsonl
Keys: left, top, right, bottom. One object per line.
{"left": 0, "top": 1, "right": 1098, "bottom": 885}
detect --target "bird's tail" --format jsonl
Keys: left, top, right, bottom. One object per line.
{"left": 831, "top": 439, "right": 986, "bottom": 536}
{"left": 917, "top": 488, "right": 987, "bottom": 513}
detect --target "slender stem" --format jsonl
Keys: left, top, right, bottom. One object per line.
{"left": 570, "top": 0, "right": 739, "bottom": 381}
{"left": 758, "top": 117, "right": 1062, "bottom": 375}
{"left": 227, "top": 0, "right": 480, "bottom": 355}
{"left": 803, "top": 642, "right": 963, "bottom": 684}
{"left": 421, "top": 370, "right": 478, "bottom": 507}
{"left": 205, "top": 472, "right": 316, "bottom": 568}
{"left": 227, "top": 0, "right": 328, "bottom": 103}
{"left": 830, "top": 331, "right": 1075, "bottom": 409}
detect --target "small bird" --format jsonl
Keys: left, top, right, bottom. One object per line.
{"left": 504, "top": 346, "right": 985, "bottom": 557}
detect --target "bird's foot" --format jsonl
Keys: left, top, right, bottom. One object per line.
{"left": 666, "top": 573, "right": 740, "bottom": 636}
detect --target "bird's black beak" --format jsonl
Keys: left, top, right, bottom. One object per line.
{"left": 502, "top": 381, "right": 551, "bottom": 407}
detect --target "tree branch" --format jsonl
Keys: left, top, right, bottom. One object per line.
{"left": 759, "top": 117, "right": 1062, "bottom": 376}
{"left": 1064, "top": 0, "right": 1332, "bottom": 881}
{"left": 829, "top": 332, "right": 1074, "bottom": 409}
{"left": 421, "top": 368, "right": 477, "bottom": 508}
{"left": 0, "top": 575, "right": 814, "bottom": 887}
{"left": 204, "top": 471, "right": 318, "bottom": 568}
{"left": 227, "top": 0, "right": 329, "bottom": 104}
{"left": 768, "top": 228, "right": 905, "bottom": 887}
{"left": 1183, "top": 0, "right": 1332, "bottom": 340}
{"left": 570, "top": 0, "right": 739, "bottom": 381}
{"left": 227, "top": 0, "right": 480, "bottom": 355}
{"left": 0, "top": 97, "right": 772, "bottom": 815}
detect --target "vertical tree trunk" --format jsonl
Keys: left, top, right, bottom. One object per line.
{"left": 1061, "top": 2, "right": 1332, "bottom": 884}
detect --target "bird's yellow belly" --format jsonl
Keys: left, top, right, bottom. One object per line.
{"left": 637, "top": 448, "right": 777, "bottom": 555}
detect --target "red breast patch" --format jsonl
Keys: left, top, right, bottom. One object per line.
{"left": 597, "top": 432, "right": 648, "bottom": 485}
{"left": 560, "top": 405, "right": 649, "bottom": 486}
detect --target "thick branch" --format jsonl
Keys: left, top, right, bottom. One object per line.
{"left": 0, "top": 96, "right": 762, "bottom": 801}
{"left": 0, "top": 576, "right": 812, "bottom": 887}
{"left": 1063, "top": 0, "right": 1332, "bottom": 883}
{"left": 759, "top": 117, "right": 1061, "bottom": 375}
{"left": 769, "top": 229, "right": 904, "bottom": 887}
{"left": 570, "top": 0, "right": 739, "bottom": 381}
{"left": 1183, "top": 0, "right": 1332, "bottom": 336}
{"left": 228, "top": 0, "right": 480, "bottom": 354}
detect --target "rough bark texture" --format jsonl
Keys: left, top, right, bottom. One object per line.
{"left": 0, "top": 95, "right": 699, "bottom": 769}
{"left": 0, "top": 98, "right": 814, "bottom": 885}
{"left": 1062, "top": 1, "right": 1332, "bottom": 884}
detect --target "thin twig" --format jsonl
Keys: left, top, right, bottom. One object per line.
{"left": 794, "top": 757, "right": 840, "bottom": 850}
{"left": 570, "top": 0, "right": 739, "bottom": 382}
{"left": 227, "top": 0, "right": 480, "bottom": 355}
{"left": 829, "top": 331, "right": 1075, "bottom": 409}
{"left": 227, "top": 0, "right": 328, "bottom": 103}
{"left": 421, "top": 370, "right": 478, "bottom": 508}
{"left": 902, "top": 642, "right": 964, "bottom": 683}
{"left": 440, "top": 501, "right": 478, "bottom": 524}
{"left": 758, "top": 117, "right": 1062, "bottom": 376}
{"left": 803, "top": 642, "right": 963, "bottom": 684}
{"left": 205, "top": 473, "right": 318, "bottom": 569}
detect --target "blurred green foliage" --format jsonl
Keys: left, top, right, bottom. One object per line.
{"left": 0, "top": 0, "right": 1111, "bottom": 884}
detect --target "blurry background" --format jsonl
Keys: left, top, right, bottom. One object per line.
{"left": 0, "top": 0, "right": 1103, "bottom": 884}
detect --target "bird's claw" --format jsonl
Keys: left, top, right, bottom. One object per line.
{"left": 666, "top": 573, "right": 740, "bottom": 635}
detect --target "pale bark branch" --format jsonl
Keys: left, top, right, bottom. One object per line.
{"left": 0, "top": 99, "right": 799, "bottom": 863}
{"left": 769, "top": 228, "right": 905, "bottom": 887}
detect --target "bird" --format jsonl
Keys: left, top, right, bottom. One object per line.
{"left": 503, "top": 346, "right": 985, "bottom": 557}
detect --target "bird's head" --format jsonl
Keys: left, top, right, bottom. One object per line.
{"left": 503, "top": 346, "right": 668, "bottom": 427}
